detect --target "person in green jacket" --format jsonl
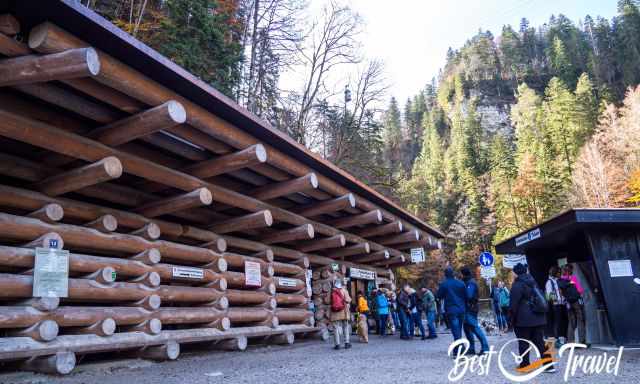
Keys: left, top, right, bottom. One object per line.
{"left": 420, "top": 287, "right": 438, "bottom": 339}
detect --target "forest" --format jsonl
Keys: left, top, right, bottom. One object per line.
{"left": 82, "top": 0, "right": 640, "bottom": 284}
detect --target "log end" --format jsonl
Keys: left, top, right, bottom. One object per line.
{"left": 101, "top": 318, "right": 116, "bottom": 336}
{"left": 338, "top": 234, "right": 346, "bottom": 247}
{"left": 99, "top": 267, "right": 117, "bottom": 284}
{"left": 146, "top": 248, "right": 162, "bottom": 264}
{"left": 102, "top": 156, "right": 123, "bottom": 179}
{"left": 266, "top": 283, "right": 276, "bottom": 296}
{"left": 27, "top": 22, "right": 52, "bottom": 50}
{"left": 85, "top": 47, "right": 101, "bottom": 76}
{"left": 267, "top": 297, "right": 277, "bottom": 310}
{"left": 300, "top": 256, "right": 310, "bottom": 269}
{"left": 148, "top": 318, "right": 162, "bottom": 335}
{"left": 347, "top": 193, "right": 356, "bottom": 208}
{"left": 397, "top": 221, "right": 404, "bottom": 232}
{"left": 166, "top": 100, "right": 187, "bottom": 124}
{"left": 218, "top": 278, "right": 228, "bottom": 292}
{"left": 266, "top": 265, "right": 274, "bottom": 278}
{"left": 101, "top": 214, "right": 119, "bottom": 232}
{"left": 44, "top": 203, "right": 64, "bottom": 222}
{"left": 309, "top": 173, "right": 319, "bottom": 189}
{"left": 198, "top": 187, "right": 213, "bottom": 206}
{"left": 217, "top": 296, "right": 229, "bottom": 310}
{"left": 269, "top": 316, "right": 279, "bottom": 328}
{"left": 38, "top": 320, "right": 59, "bottom": 342}
{"left": 146, "top": 294, "right": 162, "bottom": 310}
{"left": 216, "top": 238, "right": 227, "bottom": 253}
{"left": 263, "top": 210, "right": 273, "bottom": 227}
{"left": 0, "top": 14, "right": 20, "bottom": 35}
{"left": 236, "top": 335, "right": 248, "bottom": 351}
{"left": 304, "top": 224, "right": 314, "bottom": 239}
{"left": 217, "top": 258, "right": 228, "bottom": 273}
{"left": 219, "top": 317, "right": 231, "bottom": 331}
{"left": 255, "top": 144, "right": 267, "bottom": 163}
{"left": 375, "top": 210, "right": 383, "bottom": 223}
{"left": 147, "top": 271, "right": 161, "bottom": 287}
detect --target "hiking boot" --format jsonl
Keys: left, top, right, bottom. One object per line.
{"left": 344, "top": 343, "right": 352, "bottom": 349}
{"left": 334, "top": 345, "right": 341, "bottom": 350}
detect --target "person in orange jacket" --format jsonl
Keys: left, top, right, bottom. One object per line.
{"left": 357, "top": 291, "right": 370, "bottom": 343}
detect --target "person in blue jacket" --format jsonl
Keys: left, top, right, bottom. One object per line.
{"left": 461, "top": 267, "right": 490, "bottom": 355}
{"left": 437, "top": 267, "right": 466, "bottom": 355}
{"left": 375, "top": 290, "right": 390, "bottom": 336}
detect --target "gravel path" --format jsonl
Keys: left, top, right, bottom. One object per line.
{"left": 2, "top": 329, "right": 639, "bottom": 384}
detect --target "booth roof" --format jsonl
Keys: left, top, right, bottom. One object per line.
{"left": 495, "top": 208, "right": 640, "bottom": 254}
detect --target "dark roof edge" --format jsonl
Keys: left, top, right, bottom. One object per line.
{"left": 49, "top": 0, "right": 443, "bottom": 239}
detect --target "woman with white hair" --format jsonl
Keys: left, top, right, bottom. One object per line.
{"left": 330, "top": 279, "right": 352, "bottom": 349}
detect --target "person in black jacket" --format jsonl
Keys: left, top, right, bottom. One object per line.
{"left": 509, "top": 263, "right": 547, "bottom": 368}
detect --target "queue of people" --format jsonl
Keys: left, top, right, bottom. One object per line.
{"left": 329, "top": 261, "right": 588, "bottom": 368}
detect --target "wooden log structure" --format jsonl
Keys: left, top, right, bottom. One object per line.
{"left": 0, "top": 9, "right": 445, "bottom": 374}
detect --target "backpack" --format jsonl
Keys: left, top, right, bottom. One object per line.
{"left": 331, "top": 288, "right": 345, "bottom": 312}
{"left": 528, "top": 285, "right": 549, "bottom": 314}
{"left": 498, "top": 288, "right": 510, "bottom": 307}
{"left": 561, "top": 283, "right": 581, "bottom": 304}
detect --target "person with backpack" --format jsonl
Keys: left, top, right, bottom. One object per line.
{"left": 330, "top": 279, "right": 352, "bottom": 350}
{"left": 375, "top": 290, "right": 390, "bottom": 336}
{"left": 545, "top": 266, "right": 567, "bottom": 347}
{"left": 497, "top": 281, "right": 511, "bottom": 332}
{"left": 409, "top": 287, "right": 427, "bottom": 339}
{"left": 356, "top": 291, "right": 370, "bottom": 343}
{"left": 421, "top": 287, "right": 438, "bottom": 339}
{"left": 509, "top": 263, "right": 549, "bottom": 370}
{"left": 437, "top": 267, "right": 467, "bottom": 355}
{"left": 397, "top": 285, "right": 412, "bottom": 340}
{"left": 461, "top": 267, "right": 490, "bottom": 354}
{"left": 558, "top": 275, "right": 587, "bottom": 346}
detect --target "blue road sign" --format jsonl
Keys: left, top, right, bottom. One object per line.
{"left": 479, "top": 252, "right": 494, "bottom": 267}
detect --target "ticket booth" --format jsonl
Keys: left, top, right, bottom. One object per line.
{"left": 495, "top": 209, "right": 640, "bottom": 346}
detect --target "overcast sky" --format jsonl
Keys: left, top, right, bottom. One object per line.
{"left": 345, "top": 0, "right": 619, "bottom": 103}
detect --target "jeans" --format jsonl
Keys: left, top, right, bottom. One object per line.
{"left": 447, "top": 312, "right": 464, "bottom": 346}
{"left": 411, "top": 311, "right": 426, "bottom": 337}
{"left": 500, "top": 306, "right": 510, "bottom": 328}
{"left": 463, "top": 312, "right": 490, "bottom": 353}
{"left": 495, "top": 306, "right": 507, "bottom": 329}
{"left": 333, "top": 320, "right": 351, "bottom": 346}
{"left": 392, "top": 311, "right": 400, "bottom": 329}
{"left": 426, "top": 310, "right": 437, "bottom": 337}
{"left": 378, "top": 313, "right": 389, "bottom": 336}
{"left": 398, "top": 310, "right": 411, "bottom": 338}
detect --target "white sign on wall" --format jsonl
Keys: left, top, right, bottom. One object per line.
{"left": 172, "top": 266, "right": 204, "bottom": 279}
{"left": 278, "top": 277, "right": 299, "bottom": 287}
{"left": 33, "top": 247, "right": 69, "bottom": 298}
{"left": 608, "top": 260, "right": 633, "bottom": 277}
{"left": 350, "top": 267, "right": 376, "bottom": 280}
{"left": 480, "top": 265, "right": 497, "bottom": 279}
{"left": 244, "top": 261, "right": 262, "bottom": 287}
{"left": 410, "top": 248, "right": 425, "bottom": 263}
{"left": 515, "top": 227, "right": 541, "bottom": 247}
{"left": 503, "top": 254, "right": 528, "bottom": 269}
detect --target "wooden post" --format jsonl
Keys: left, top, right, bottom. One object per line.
{"left": 260, "top": 224, "right": 314, "bottom": 244}
{"left": 90, "top": 101, "right": 186, "bottom": 146}
{"left": 329, "top": 243, "right": 370, "bottom": 258}
{"left": 34, "top": 157, "right": 123, "bottom": 196}
{"left": 130, "top": 248, "right": 161, "bottom": 265}
{"left": 373, "top": 230, "right": 420, "bottom": 245}
{"left": 252, "top": 249, "right": 274, "bottom": 262}
{"left": 8, "top": 320, "right": 59, "bottom": 341}
{"left": 134, "top": 188, "right": 212, "bottom": 218}
{"left": 182, "top": 144, "right": 267, "bottom": 179}
{"left": 324, "top": 210, "right": 382, "bottom": 229}
{"left": 353, "top": 221, "right": 403, "bottom": 237}
{"left": 27, "top": 203, "right": 64, "bottom": 223}
{"left": 0, "top": 48, "right": 100, "bottom": 86}
{"left": 215, "top": 336, "right": 247, "bottom": 351}
{"left": 296, "top": 235, "right": 345, "bottom": 252}
{"left": 139, "top": 341, "right": 180, "bottom": 361}
{"left": 350, "top": 250, "right": 390, "bottom": 264}
{"left": 249, "top": 173, "right": 318, "bottom": 201}
{"left": 207, "top": 210, "right": 272, "bottom": 233}
{"left": 129, "top": 222, "right": 161, "bottom": 240}
{"left": 293, "top": 194, "right": 355, "bottom": 217}
{"left": 21, "top": 352, "right": 76, "bottom": 375}
{"left": 84, "top": 214, "right": 118, "bottom": 233}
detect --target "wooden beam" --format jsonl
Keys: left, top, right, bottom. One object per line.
{"left": 90, "top": 101, "right": 186, "bottom": 146}
{"left": 353, "top": 221, "right": 403, "bottom": 238}
{"left": 33, "top": 156, "right": 123, "bottom": 196}
{"left": 134, "top": 188, "right": 212, "bottom": 218}
{"left": 0, "top": 14, "right": 20, "bottom": 35}
{"left": 292, "top": 194, "right": 355, "bottom": 217}
{"left": 295, "top": 235, "right": 345, "bottom": 253}
{"left": 260, "top": 224, "right": 314, "bottom": 244}
{"left": 372, "top": 255, "right": 406, "bottom": 268}
{"left": 207, "top": 210, "right": 272, "bottom": 234}
{"left": 373, "top": 230, "right": 420, "bottom": 246}
{"left": 350, "top": 250, "right": 390, "bottom": 264}
{"left": 183, "top": 144, "right": 267, "bottom": 179}
{"left": 328, "top": 243, "right": 370, "bottom": 258}
{"left": 249, "top": 173, "right": 318, "bottom": 201}
{"left": 0, "top": 48, "right": 99, "bottom": 86}
{"left": 325, "top": 210, "right": 382, "bottom": 229}
{"left": 84, "top": 214, "right": 118, "bottom": 233}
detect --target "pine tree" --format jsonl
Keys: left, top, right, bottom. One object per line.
{"left": 574, "top": 73, "right": 598, "bottom": 140}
